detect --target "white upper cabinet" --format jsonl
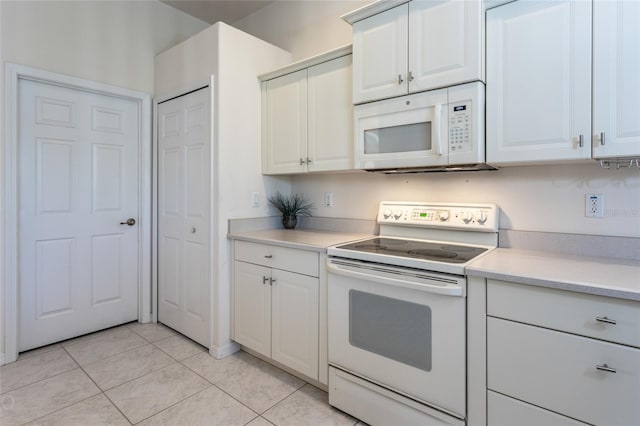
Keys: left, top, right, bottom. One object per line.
{"left": 350, "top": 0, "right": 482, "bottom": 104}
{"left": 486, "top": 0, "right": 592, "bottom": 165}
{"left": 487, "top": 0, "right": 640, "bottom": 165}
{"left": 408, "top": 0, "right": 482, "bottom": 93}
{"left": 353, "top": 4, "right": 409, "bottom": 103}
{"left": 592, "top": 0, "right": 640, "bottom": 159}
{"left": 261, "top": 47, "right": 354, "bottom": 175}
{"left": 307, "top": 55, "right": 354, "bottom": 172}
{"left": 263, "top": 69, "right": 308, "bottom": 174}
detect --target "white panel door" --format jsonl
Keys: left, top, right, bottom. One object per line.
{"left": 232, "top": 261, "right": 271, "bottom": 358}
{"left": 592, "top": 0, "right": 640, "bottom": 159}
{"left": 307, "top": 55, "right": 354, "bottom": 172}
{"left": 271, "top": 269, "right": 319, "bottom": 380}
{"left": 352, "top": 4, "right": 409, "bottom": 104}
{"left": 409, "top": 0, "right": 482, "bottom": 93}
{"left": 486, "top": 0, "right": 592, "bottom": 164}
{"left": 264, "top": 70, "right": 308, "bottom": 174}
{"left": 19, "top": 79, "right": 139, "bottom": 351}
{"left": 157, "top": 87, "right": 210, "bottom": 347}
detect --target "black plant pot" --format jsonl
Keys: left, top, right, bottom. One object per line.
{"left": 282, "top": 215, "right": 297, "bottom": 229}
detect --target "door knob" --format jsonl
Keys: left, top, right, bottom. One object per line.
{"left": 120, "top": 218, "right": 136, "bottom": 226}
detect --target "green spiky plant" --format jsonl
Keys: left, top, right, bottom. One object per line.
{"left": 268, "top": 192, "right": 312, "bottom": 229}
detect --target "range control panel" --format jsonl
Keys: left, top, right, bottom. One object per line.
{"left": 377, "top": 201, "right": 499, "bottom": 232}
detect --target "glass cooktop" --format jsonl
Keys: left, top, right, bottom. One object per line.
{"left": 335, "top": 237, "right": 488, "bottom": 264}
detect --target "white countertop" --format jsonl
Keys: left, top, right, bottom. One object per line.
{"left": 467, "top": 248, "right": 640, "bottom": 301}
{"left": 228, "top": 228, "right": 372, "bottom": 252}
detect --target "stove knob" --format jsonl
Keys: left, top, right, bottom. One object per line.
{"left": 383, "top": 208, "right": 392, "bottom": 219}
{"left": 462, "top": 211, "right": 474, "bottom": 224}
{"left": 477, "top": 211, "right": 488, "bottom": 224}
{"left": 438, "top": 211, "right": 450, "bottom": 221}
{"left": 393, "top": 209, "right": 403, "bottom": 219}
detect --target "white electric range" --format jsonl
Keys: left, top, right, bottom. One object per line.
{"left": 327, "top": 201, "right": 499, "bottom": 425}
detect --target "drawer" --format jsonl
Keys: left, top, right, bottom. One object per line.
{"left": 488, "top": 391, "right": 587, "bottom": 426}
{"left": 234, "top": 240, "right": 319, "bottom": 277}
{"left": 328, "top": 367, "right": 464, "bottom": 426}
{"left": 488, "top": 317, "right": 640, "bottom": 426}
{"left": 487, "top": 279, "right": 640, "bottom": 347}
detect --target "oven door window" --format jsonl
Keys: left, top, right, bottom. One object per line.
{"left": 364, "top": 122, "right": 432, "bottom": 154}
{"left": 349, "top": 290, "right": 432, "bottom": 371}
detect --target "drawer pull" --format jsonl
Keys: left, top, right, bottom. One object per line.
{"left": 596, "top": 316, "right": 617, "bottom": 325}
{"left": 263, "top": 276, "right": 269, "bottom": 285}
{"left": 264, "top": 254, "right": 273, "bottom": 259}
{"left": 596, "top": 364, "right": 616, "bottom": 374}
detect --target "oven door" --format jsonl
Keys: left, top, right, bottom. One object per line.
{"left": 327, "top": 258, "right": 466, "bottom": 419}
{"left": 354, "top": 89, "right": 449, "bottom": 170}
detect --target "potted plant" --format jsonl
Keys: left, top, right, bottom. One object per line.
{"left": 268, "top": 191, "right": 312, "bottom": 229}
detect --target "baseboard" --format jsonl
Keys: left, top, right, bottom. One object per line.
{"left": 209, "top": 341, "right": 241, "bottom": 359}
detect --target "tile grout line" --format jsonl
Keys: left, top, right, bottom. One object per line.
{"left": 0, "top": 351, "right": 78, "bottom": 396}
{"left": 61, "top": 342, "right": 135, "bottom": 426}
{"left": 178, "top": 351, "right": 305, "bottom": 419}
{"left": 130, "top": 382, "right": 217, "bottom": 425}
{"left": 178, "top": 354, "right": 263, "bottom": 417}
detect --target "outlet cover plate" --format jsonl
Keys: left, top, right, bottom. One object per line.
{"left": 585, "top": 193, "right": 604, "bottom": 218}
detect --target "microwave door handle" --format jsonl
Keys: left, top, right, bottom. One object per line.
{"left": 433, "top": 104, "right": 443, "bottom": 155}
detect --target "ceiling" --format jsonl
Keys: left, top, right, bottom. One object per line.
{"left": 162, "top": 0, "right": 276, "bottom": 25}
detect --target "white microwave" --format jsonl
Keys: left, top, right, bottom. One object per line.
{"left": 354, "top": 82, "right": 492, "bottom": 172}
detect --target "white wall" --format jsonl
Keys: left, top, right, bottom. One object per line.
{"left": 294, "top": 165, "right": 640, "bottom": 238}
{"left": 233, "top": 0, "right": 369, "bottom": 61}
{"left": 234, "top": 0, "right": 640, "bottom": 239}
{"left": 1, "top": 0, "right": 208, "bottom": 93}
{"left": 0, "top": 0, "right": 208, "bottom": 362}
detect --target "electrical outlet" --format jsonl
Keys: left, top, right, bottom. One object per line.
{"left": 251, "top": 192, "right": 260, "bottom": 208}
{"left": 324, "top": 192, "right": 333, "bottom": 207}
{"left": 585, "top": 193, "right": 604, "bottom": 218}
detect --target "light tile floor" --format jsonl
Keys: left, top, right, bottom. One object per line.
{"left": 0, "top": 322, "right": 360, "bottom": 426}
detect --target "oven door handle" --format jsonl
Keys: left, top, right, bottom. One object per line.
{"left": 327, "top": 260, "right": 464, "bottom": 297}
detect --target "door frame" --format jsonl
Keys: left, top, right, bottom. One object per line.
{"left": 2, "top": 63, "right": 152, "bottom": 365}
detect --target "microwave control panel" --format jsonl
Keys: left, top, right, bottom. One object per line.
{"left": 449, "top": 101, "right": 471, "bottom": 153}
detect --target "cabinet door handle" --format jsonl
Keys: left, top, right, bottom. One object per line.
{"left": 270, "top": 278, "right": 276, "bottom": 286}
{"left": 299, "top": 158, "right": 306, "bottom": 165}
{"left": 408, "top": 71, "right": 414, "bottom": 82}
{"left": 596, "top": 363, "right": 616, "bottom": 374}
{"left": 264, "top": 254, "right": 273, "bottom": 259}
{"left": 263, "top": 276, "right": 269, "bottom": 285}
{"left": 398, "top": 74, "right": 404, "bottom": 85}
{"left": 306, "top": 157, "right": 312, "bottom": 164}
{"left": 578, "top": 134, "right": 584, "bottom": 148}
{"left": 600, "top": 132, "right": 606, "bottom": 146}
{"left": 596, "top": 316, "right": 616, "bottom": 325}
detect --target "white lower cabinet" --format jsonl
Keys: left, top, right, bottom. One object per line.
{"left": 486, "top": 279, "right": 640, "bottom": 425}
{"left": 232, "top": 241, "right": 320, "bottom": 381}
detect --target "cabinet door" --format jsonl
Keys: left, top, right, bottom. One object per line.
{"left": 233, "top": 261, "right": 271, "bottom": 357}
{"left": 263, "top": 70, "right": 307, "bottom": 174}
{"left": 307, "top": 55, "right": 354, "bottom": 172}
{"left": 592, "top": 0, "right": 640, "bottom": 159}
{"left": 271, "top": 269, "right": 319, "bottom": 380}
{"left": 408, "top": 0, "right": 482, "bottom": 93}
{"left": 352, "top": 4, "right": 408, "bottom": 104}
{"left": 486, "top": 0, "right": 592, "bottom": 164}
